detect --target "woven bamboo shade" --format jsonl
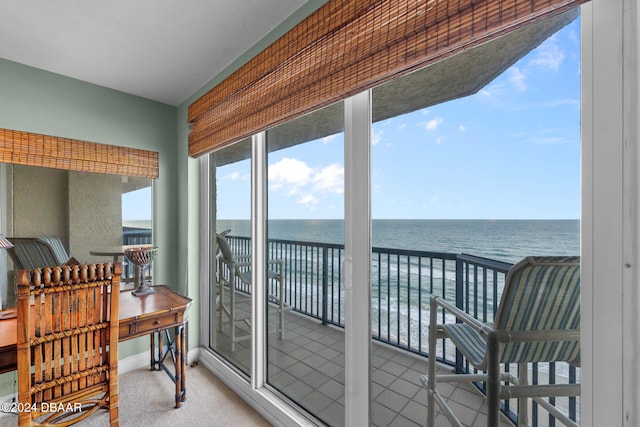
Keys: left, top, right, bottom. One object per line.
{"left": 0, "top": 128, "right": 158, "bottom": 179}
{"left": 188, "top": 0, "right": 588, "bottom": 157}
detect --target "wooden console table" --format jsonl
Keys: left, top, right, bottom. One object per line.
{"left": 0, "top": 286, "right": 192, "bottom": 408}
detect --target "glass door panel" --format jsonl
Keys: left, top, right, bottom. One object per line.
{"left": 210, "top": 140, "right": 252, "bottom": 376}
{"left": 369, "top": 12, "right": 581, "bottom": 426}
{"left": 266, "top": 101, "right": 346, "bottom": 426}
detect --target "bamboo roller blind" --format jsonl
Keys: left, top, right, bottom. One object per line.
{"left": 0, "top": 128, "right": 159, "bottom": 179}
{"left": 188, "top": 0, "right": 589, "bottom": 157}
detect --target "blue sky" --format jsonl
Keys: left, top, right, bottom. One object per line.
{"left": 122, "top": 186, "right": 152, "bottom": 220}
{"left": 217, "top": 17, "right": 581, "bottom": 221}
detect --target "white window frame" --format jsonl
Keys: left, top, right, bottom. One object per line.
{"left": 581, "top": 0, "right": 639, "bottom": 425}
{"left": 344, "top": 90, "right": 372, "bottom": 426}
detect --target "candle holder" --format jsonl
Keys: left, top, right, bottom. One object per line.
{"left": 124, "top": 246, "right": 157, "bottom": 296}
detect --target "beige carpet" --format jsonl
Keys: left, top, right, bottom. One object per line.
{"left": 0, "top": 363, "right": 271, "bottom": 427}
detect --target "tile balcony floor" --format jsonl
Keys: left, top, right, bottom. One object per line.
{"left": 212, "top": 293, "right": 514, "bottom": 427}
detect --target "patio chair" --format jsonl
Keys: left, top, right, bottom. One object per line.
{"left": 421, "top": 256, "right": 580, "bottom": 427}
{"left": 16, "top": 262, "right": 122, "bottom": 426}
{"left": 7, "top": 236, "right": 78, "bottom": 269}
{"left": 215, "top": 233, "right": 289, "bottom": 351}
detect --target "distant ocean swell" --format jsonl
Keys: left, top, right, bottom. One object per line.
{"left": 219, "top": 219, "right": 579, "bottom": 265}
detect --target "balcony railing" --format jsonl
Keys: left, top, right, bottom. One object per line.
{"left": 225, "top": 234, "right": 579, "bottom": 426}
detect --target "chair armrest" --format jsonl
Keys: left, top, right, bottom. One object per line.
{"left": 235, "top": 256, "right": 282, "bottom": 263}
{"left": 430, "top": 295, "right": 491, "bottom": 335}
{"left": 235, "top": 258, "right": 284, "bottom": 269}
{"left": 495, "top": 329, "right": 581, "bottom": 343}
{"left": 267, "top": 259, "right": 284, "bottom": 271}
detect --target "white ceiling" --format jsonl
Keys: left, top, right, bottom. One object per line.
{"left": 0, "top": 0, "right": 309, "bottom": 106}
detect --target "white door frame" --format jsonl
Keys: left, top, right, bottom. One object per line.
{"left": 344, "top": 90, "right": 372, "bottom": 426}
{"left": 581, "top": 1, "right": 640, "bottom": 424}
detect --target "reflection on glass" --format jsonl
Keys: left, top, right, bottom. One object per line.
{"left": 210, "top": 143, "right": 252, "bottom": 376}
{"left": 267, "top": 102, "right": 346, "bottom": 426}
{"left": 0, "top": 164, "right": 153, "bottom": 308}
{"left": 121, "top": 177, "right": 153, "bottom": 282}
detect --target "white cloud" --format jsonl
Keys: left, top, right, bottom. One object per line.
{"left": 372, "top": 128, "right": 383, "bottom": 146}
{"left": 542, "top": 98, "right": 580, "bottom": 109}
{"left": 298, "top": 194, "right": 319, "bottom": 207}
{"left": 479, "top": 83, "right": 505, "bottom": 98}
{"left": 222, "top": 171, "right": 245, "bottom": 180}
{"left": 322, "top": 134, "right": 338, "bottom": 144}
{"left": 510, "top": 127, "right": 575, "bottom": 146}
{"left": 529, "top": 39, "right": 564, "bottom": 72}
{"left": 459, "top": 125, "right": 467, "bottom": 133}
{"left": 509, "top": 66, "right": 527, "bottom": 91}
{"left": 268, "top": 157, "right": 313, "bottom": 192}
{"left": 435, "top": 137, "right": 442, "bottom": 145}
{"left": 425, "top": 117, "right": 443, "bottom": 133}
{"left": 268, "top": 158, "right": 344, "bottom": 210}
{"left": 421, "top": 196, "right": 440, "bottom": 208}
{"left": 313, "top": 163, "right": 344, "bottom": 194}
{"left": 398, "top": 123, "right": 407, "bottom": 131}
{"left": 421, "top": 108, "right": 430, "bottom": 116}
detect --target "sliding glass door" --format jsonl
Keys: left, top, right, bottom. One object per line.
{"left": 209, "top": 140, "right": 252, "bottom": 376}
{"left": 266, "top": 101, "right": 346, "bottom": 426}
{"left": 368, "top": 10, "right": 581, "bottom": 425}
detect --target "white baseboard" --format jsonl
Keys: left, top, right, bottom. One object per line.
{"left": 118, "top": 350, "right": 151, "bottom": 374}
{"left": 186, "top": 347, "right": 201, "bottom": 367}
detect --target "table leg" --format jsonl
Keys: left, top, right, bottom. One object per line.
{"left": 157, "top": 332, "right": 163, "bottom": 371}
{"left": 150, "top": 332, "right": 156, "bottom": 371}
{"left": 180, "top": 325, "right": 187, "bottom": 402}
{"left": 148, "top": 324, "right": 188, "bottom": 408}
{"left": 174, "top": 325, "right": 182, "bottom": 408}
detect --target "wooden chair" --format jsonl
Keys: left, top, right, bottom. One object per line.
{"left": 17, "top": 262, "right": 122, "bottom": 426}
{"left": 422, "top": 256, "right": 580, "bottom": 427}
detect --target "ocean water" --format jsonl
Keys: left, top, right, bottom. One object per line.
{"left": 217, "top": 219, "right": 579, "bottom": 263}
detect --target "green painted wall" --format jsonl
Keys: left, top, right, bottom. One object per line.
{"left": 0, "top": 58, "right": 178, "bottom": 395}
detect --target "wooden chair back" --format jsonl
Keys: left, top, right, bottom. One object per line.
{"left": 16, "top": 262, "right": 122, "bottom": 426}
